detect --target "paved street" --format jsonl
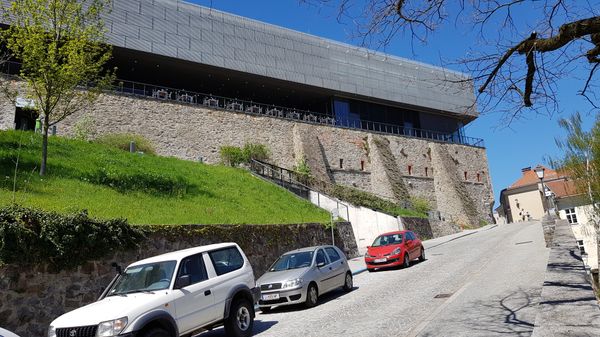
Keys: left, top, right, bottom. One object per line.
{"left": 203, "top": 221, "right": 549, "bottom": 337}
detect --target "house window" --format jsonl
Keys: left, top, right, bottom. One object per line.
{"left": 408, "top": 165, "right": 412, "bottom": 175}
{"left": 360, "top": 160, "right": 365, "bottom": 171}
{"left": 339, "top": 158, "right": 343, "bottom": 169}
{"left": 565, "top": 208, "right": 578, "bottom": 224}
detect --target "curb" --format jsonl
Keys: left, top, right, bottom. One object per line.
{"left": 352, "top": 268, "right": 367, "bottom": 276}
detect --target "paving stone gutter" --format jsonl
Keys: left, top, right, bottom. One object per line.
{"left": 532, "top": 219, "right": 600, "bottom": 336}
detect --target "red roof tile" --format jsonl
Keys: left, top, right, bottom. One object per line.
{"left": 509, "top": 165, "right": 561, "bottom": 189}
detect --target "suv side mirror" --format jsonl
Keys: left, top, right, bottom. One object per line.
{"left": 174, "top": 275, "right": 191, "bottom": 289}
{"left": 317, "top": 261, "right": 326, "bottom": 268}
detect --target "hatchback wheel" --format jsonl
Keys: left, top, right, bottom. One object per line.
{"left": 402, "top": 253, "right": 410, "bottom": 268}
{"left": 343, "top": 272, "right": 353, "bottom": 292}
{"left": 419, "top": 247, "right": 426, "bottom": 262}
{"left": 305, "top": 283, "right": 318, "bottom": 308}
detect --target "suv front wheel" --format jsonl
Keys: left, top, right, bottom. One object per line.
{"left": 224, "top": 298, "right": 254, "bottom": 337}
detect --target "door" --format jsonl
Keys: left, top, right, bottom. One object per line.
{"left": 324, "top": 247, "right": 346, "bottom": 288}
{"left": 172, "top": 253, "right": 219, "bottom": 334}
{"left": 314, "top": 248, "right": 335, "bottom": 293}
{"left": 405, "top": 232, "right": 418, "bottom": 258}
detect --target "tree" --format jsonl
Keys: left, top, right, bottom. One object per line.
{"left": 301, "top": 1, "right": 600, "bottom": 121}
{"left": 1, "top": 0, "right": 114, "bottom": 176}
{"left": 554, "top": 112, "right": 599, "bottom": 281}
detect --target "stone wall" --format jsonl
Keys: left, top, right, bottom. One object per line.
{"left": 401, "top": 217, "right": 434, "bottom": 239}
{"left": 0, "top": 87, "right": 495, "bottom": 225}
{"left": 0, "top": 222, "right": 358, "bottom": 337}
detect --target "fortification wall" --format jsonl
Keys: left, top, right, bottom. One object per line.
{"left": 0, "top": 89, "right": 494, "bottom": 224}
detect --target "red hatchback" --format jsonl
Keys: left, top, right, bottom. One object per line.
{"left": 364, "top": 230, "right": 425, "bottom": 272}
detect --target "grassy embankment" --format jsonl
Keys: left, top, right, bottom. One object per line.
{"left": 0, "top": 130, "right": 329, "bottom": 225}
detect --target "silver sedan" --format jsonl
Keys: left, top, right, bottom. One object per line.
{"left": 256, "top": 245, "right": 353, "bottom": 312}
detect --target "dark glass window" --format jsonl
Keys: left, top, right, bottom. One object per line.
{"left": 325, "top": 247, "right": 341, "bottom": 262}
{"left": 178, "top": 253, "right": 208, "bottom": 285}
{"left": 209, "top": 247, "right": 244, "bottom": 276}
{"left": 315, "top": 249, "right": 328, "bottom": 265}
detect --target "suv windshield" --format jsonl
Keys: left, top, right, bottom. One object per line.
{"left": 269, "top": 251, "right": 313, "bottom": 271}
{"left": 371, "top": 234, "right": 403, "bottom": 247}
{"left": 108, "top": 261, "right": 176, "bottom": 296}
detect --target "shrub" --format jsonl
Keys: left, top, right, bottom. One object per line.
{"left": 220, "top": 143, "right": 270, "bottom": 167}
{"left": 410, "top": 197, "right": 431, "bottom": 215}
{"left": 242, "top": 143, "right": 270, "bottom": 162}
{"left": 220, "top": 146, "right": 246, "bottom": 167}
{"left": 0, "top": 205, "right": 145, "bottom": 269}
{"left": 72, "top": 115, "right": 96, "bottom": 141}
{"left": 95, "top": 133, "right": 156, "bottom": 155}
{"left": 84, "top": 168, "right": 192, "bottom": 197}
{"left": 293, "top": 157, "right": 312, "bottom": 184}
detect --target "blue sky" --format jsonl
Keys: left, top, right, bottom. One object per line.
{"left": 189, "top": 0, "right": 597, "bottom": 203}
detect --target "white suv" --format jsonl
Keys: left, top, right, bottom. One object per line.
{"left": 48, "top": 243, "right": 259, "bottom": 337}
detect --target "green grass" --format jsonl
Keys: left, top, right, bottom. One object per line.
{"left": 0, "top": 130, "right": 329, "bottom": 225}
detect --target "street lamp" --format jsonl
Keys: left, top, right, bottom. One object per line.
{"left": 533, "top": 165, "right": 549, "bottom": 216}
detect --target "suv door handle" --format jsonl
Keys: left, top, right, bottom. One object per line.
{"left": 204, "top": 290, "right": 211, "bottom": 296}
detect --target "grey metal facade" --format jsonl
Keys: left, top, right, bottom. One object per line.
{"left": 1, "top": 0, "right": 477, "bottom": 118}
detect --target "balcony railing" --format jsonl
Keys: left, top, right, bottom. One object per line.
{"left": 0, "top": 61, "right": 485, "bottom": 148}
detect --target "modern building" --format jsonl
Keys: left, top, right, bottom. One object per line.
{"left": 0, "top": 0, "right": 495, "bottom": 227}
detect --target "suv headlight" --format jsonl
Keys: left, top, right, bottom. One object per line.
{"left": 391, "top": 247, "right": 401, "bottom": 255}
{"left": 97, "top": 317, "right": 128, "bottom": 336}
{"left": 48, "top": 325, "right": 56, "bottom": 337}
{"left": 282, "top": 278, "right": 303, "bottom": 289}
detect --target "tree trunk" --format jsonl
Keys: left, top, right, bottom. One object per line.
{"left": 39, "top": 114, "right": 49, "bottom": 176}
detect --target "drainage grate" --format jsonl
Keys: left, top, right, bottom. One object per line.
{"left": 434, "top": 293, "right": 453, "bottom": 299}
{"left": 515, "top": 240, "right": 533, "bottom": 245}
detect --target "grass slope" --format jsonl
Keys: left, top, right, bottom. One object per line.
{"left": 0, "top": 130, "right": 329, "bottom": 225}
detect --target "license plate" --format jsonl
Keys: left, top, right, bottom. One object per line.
{"left": 374, "top": 258, "right": 387, "bottom": 263}
{"left": 262, "top": 293, "right": 280, "bottom": 301}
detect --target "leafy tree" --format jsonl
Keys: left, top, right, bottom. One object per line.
{"left": 301, "top": 1, "right": 600, "bottom": 120}
{"left": 1, "top": 0, "right": 114, "bottom": 175}
{"left": 554, "top": 112, "right": 599, "bottom": 280}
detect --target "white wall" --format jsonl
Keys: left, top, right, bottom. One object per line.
{"left": 557, "top": 197, "right": 598, "bottom": 270}
{"left": 309, "top": 191, "right": 403, "bottom": 255}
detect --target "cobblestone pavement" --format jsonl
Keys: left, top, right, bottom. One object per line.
{"left": 201, "top": 221, "right": 549, "bottom": 337}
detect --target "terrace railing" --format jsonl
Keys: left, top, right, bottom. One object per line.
{"left": 0, "top": 61, "right": 485, "bottom": 148}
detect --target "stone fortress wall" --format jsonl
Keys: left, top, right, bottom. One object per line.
{"left": 0, "top": 88, "right": 495, "bottom": 226}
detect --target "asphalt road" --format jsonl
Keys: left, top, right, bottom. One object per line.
{"left": 202, "top": 221, "right": 549, "bottom": 337}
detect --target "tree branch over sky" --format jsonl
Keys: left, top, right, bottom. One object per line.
{"left": 300, "top": 0, "right": 600, "bottom": 121}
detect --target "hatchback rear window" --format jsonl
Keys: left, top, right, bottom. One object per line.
{"left": 209, "top": 247, "right": 244, "bottom": 276}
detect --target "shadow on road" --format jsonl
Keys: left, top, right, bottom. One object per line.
{"left": 418, "top": 287, "right": 540, "bottom": 337}
{"left": 258, "top": 286, "right": 360, "bottom": 315}
{"left": 195, "top": 319, "right": 277, "bottom": 336}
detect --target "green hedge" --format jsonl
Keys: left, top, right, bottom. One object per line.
{"left": 95, "top": 133, "right": 156, "bottom": 155}
{"left": 0, "top": 205, "right": 145, "bottom": 269}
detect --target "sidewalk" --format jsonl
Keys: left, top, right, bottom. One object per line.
{"left": 348, "top": 224, "right": 501, "bottom": 276}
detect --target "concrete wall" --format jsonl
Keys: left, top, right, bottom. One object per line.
{"left": 0, "top": 222, "right": 358, "bottom": 337}
{"left": 0, "top": 86, "right": 494, "bottom": 226}
{"left": 309, "top": 190, "right": 403, "bottom": 254}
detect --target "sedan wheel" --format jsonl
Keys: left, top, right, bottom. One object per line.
{"left": 343, "top": 272, "right": 353, "bottom": 292}
{"left": 305, "top": 284, "right": 318, "bottom": 308}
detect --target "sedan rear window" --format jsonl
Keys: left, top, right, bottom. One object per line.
{"left": 371, "top": 234, "right": 403, "bottom": 247}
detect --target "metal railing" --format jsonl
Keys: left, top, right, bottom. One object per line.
{"left": 0, "top": 61, "right": 484, "bottom": 147}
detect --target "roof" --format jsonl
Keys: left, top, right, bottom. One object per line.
{"left": 128, "top": 242, "right": 238, "bottom": 267}
{"left": 546, "top": 179, "right": 582, "bottom": 199}
{"left": 378, "top": 230, "right": 409, "bottom": 236}
{"left": 285, "top": 246, "right": 332, "bottom": 254}
{"left": 509, "top": 165, "right": 562, "bottom": 189}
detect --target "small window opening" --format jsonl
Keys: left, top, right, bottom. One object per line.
{"left": 408, "top": 165, "right": 412, "bottom": 175}
{"left": 464, "top": 171, "right": 468, "bottom": 180}
{"left": 477, "top": 173, "right": 481, "bottom": 182}
{"left": 339, "top": 158, "right": 343, "bottom": 169}
{"left": 360, "top": 160, "right": 365, "bottom": 171}
{"left": 425, "top": 167, "right": 428, "bottom": 177}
